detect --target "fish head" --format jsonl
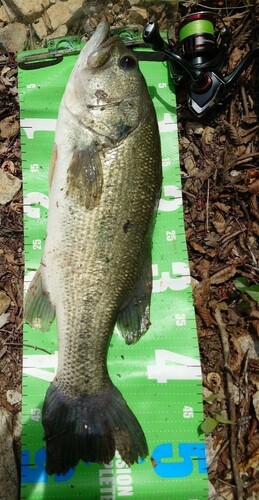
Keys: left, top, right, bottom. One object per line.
{"left": 64, "top": 21, "right": 153, "bottom": 143}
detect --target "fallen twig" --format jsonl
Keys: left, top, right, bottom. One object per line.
{"left": 240, "top": 86, "right": 249, "bottom": 115}
{"left": 206, "top": 178, "right": 210, "bottom": 233}
{"left": 4, "top": 342, "right": 52, "bottom": 355}
{"left": 214, "top": 307, "right": 244, "bottom": 500}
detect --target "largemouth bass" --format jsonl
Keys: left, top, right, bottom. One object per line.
{"left": 25, "top": 21, "right": 162, "bottom": 475}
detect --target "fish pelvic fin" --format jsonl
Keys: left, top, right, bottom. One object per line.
{"left": 24, "top": 266, "right": 55, "bottom": 331}
{"left": 42, "top": 382, "right": 148, "bottom": 475}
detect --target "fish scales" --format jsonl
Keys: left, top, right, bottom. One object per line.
{"left": 24, "top": 21, "right": 162, "bottom": 474}
{"left": 53, "top": 119, "right": 159, "bottom": 393}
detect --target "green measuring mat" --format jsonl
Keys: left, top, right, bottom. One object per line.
{"left": 18, "top": 45, "right": 208, "bottom": 499}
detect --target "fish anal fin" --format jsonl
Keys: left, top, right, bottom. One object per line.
{"left": 67, "top": 145, "right": 103, "bottom": 209}
{"left": 117, "top": 249, "right": 152, "bottom": 345}
{"left": 24, "top": 267, "right": 55, "bottom": 331}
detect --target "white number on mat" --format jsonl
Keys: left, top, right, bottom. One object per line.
{"left": 147, "top": 349, "right": 202, "bottom": 383}
{"left": 152, "top": 262, "right": 190, "bottom": 292}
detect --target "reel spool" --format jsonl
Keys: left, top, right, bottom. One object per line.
{"left": 178, "top": 12, "right": 220, "bottom": 66}
{"left": 173, "top": 11, "right": 231, "bottom": 72}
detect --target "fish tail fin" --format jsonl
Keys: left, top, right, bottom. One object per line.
{"left": 42, "top": 382, "right": 148, "bottom": 475}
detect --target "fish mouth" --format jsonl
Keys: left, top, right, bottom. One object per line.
{"left": 86, "top": 21, "right": 121, "bottom": 69}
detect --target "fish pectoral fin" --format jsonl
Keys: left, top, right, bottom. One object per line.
{"left": 67, "top": 145, "right": 103, "bottom": 209}
{"left": 24, "top": 266, "right": 55, "bottom": 331}
{"left": 117, "top": 250, "right": 152, "bottom": 345}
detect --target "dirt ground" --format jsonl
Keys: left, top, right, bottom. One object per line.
{"left": 0, "top": 1, "right": 258, "bottom": 499}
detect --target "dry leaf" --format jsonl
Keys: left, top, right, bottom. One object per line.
{"left": 218, "top": 241, "right": 236, "bottom": 261}
{"left": 193, "top": 278, "right": 211, "bottom": 306}
{"left": 196, "top": 259, "right": 210, "bottom": 279}
{"left": 179, "top": 137, "right": 190, "bottom": 149}
{"left": 223, "top": 121, "right": 240, "bottom": 145}
{"left": 184, "top": 154, "right": 198, "bottom": 176}
{"left": 246, "top": 179, "right": 259, "bottom": 195}
{"left": 213, "top": 202, "right": 231, "bottom": 213}
{"left": 207, "top": 372, "right": 221, "bottom": 391}
{"left": 201, "top": 126, "right": 215, "bottom": 146}
{"left": 196, "top": 305, "right": 216, "bottom": 327}
{"left": 0, "top": 115, "right": 19, "bottom": 139}
{"left": 228, "top": 47, "right": 246, "bottom": 72}
{"left": 5, "top": 253, "right": 18, "bottom": 265}
{"left": 189, "top": 240, "right": 206, "bottom": 254}
{"left": 236, "top": 144, "right": 247, "bottom": 156}
{"left": 241, "top": 112, "right": 258, "bottom": 125}
{"left": 210, "top": 265, "right": 237, "bottom": 284}
{"left": 212, "top": 211, "right": 226, "bottom": 235}
{"left": 239, "top": 446, "right": 259, "bottom": 473}
{"left": 241, "top": 126, "right": 259, "bottom": 144}
{"left": 1, "top": 160, "right": 15, "bottom": 174}
{"left": 223, "top": 145, "right": 237, "bottom": 171}
{"left": 222, "top": 11, "right": 247, "bottom": 26}
{"left": 186, "top": 122, "right": 204, "bottom": 135}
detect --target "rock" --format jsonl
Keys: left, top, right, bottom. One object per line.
{"left": 33, "top": 17, "right": 47, "bottom": 39}
{"left": 4, "top": 0, "right": 49, "bottom": 22}
{"left": 83, "top": 0, "right": 107, "bottom": 15}
{"left": 0, "top": 170, "right": 22, "bottom": 205}
{"left": 47, "top": 1, "right": 70, "bottom": 30}
{"left": 127, "top": 6, "right": 148, "bottom": 25}
{"left": 68, "top": 0, "right": 84, "bottom": 18}
{"left": 46, "top": 24, "right": 68, "bottom": 40}
{"left": 0, "top": 5, "right": 10, "bottom": 22}
{"left": 0, "top": 407, "right": 19, "bottom": 500}
{"left": 0, "top": 3, "right": 15, "bottom": 22}
{"left": 0, "top": 312, "right": 9, "bottom": 328}
{"left": 0, "top": 22, "right": 27, "bottom": 51}
{"left": 6, "top": 390, "right": 21, "bottom": 406}
{"left": 0, "top": 291, "right": 10, "bottom": 315}
{"left": 47, "top": 0, "right": 84, "bottom": 31}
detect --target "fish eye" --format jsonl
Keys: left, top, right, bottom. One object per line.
{"left": 119, "top": 55, "right": 137, "bottom": 70}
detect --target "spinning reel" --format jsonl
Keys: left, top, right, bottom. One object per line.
{"left": 143, "top": 11, "right": 259, "bottom": 116}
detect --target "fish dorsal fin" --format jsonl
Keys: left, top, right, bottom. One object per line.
{"left": 116, "top": 243, "right": 153, "bottom": 345}
{"left": 67, "top": 146, "right": 103, "bottom": 209}
{"left": 24, "top": 266, "right": 55, "bottom": 331}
